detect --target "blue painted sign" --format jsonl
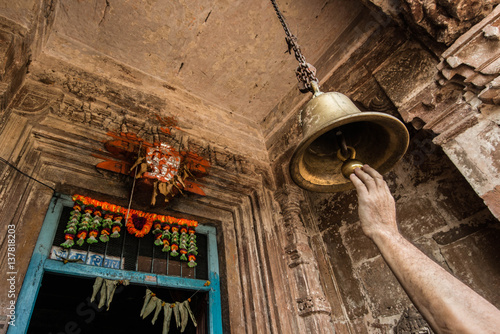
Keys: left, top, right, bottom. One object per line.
{"left": 50, "top": 246, "right": 123, "bottom": 269}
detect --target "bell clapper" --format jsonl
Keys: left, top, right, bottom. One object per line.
{"left": 335, "top": 131, "right": 364, "bottom": 179}
{"left": 336, "top": 145, "right": 364, "bottom": 179}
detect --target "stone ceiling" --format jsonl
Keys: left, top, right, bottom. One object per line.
{"left": 33, "top": 0, "right": 365, "bottom": 124}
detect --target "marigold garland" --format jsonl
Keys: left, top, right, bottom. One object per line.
{"left": 68, "top": 195, "right": 199, "bottom": 266}
{"left": 126, "top": 212, "right": 152, "bottom": 238}
{"left": 72, "top": 195, "right": 198, "bottom": 234}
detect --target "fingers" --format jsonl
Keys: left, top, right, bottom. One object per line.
{"left": 350, "top": 172, "right": 368, "bottom": 197}
{"left": 362, "top": 165, "right": 384, "bottom": 183}
{"left": 352, "top": 165, "right": 386, "bottom": 192}
{"left": 352, "top": 166, "right": 376, "bottom": 190}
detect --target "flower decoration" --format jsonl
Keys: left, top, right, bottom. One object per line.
{"left": 68, "top": 195, "right": 200, "bottom": 266}
{"left": 87, "top": 207, "right": 102, "bottom": 244}
{"left": 152, "top": 219, "right": 163, "bottom": 246}
{"left": 188, "top": 254, "right": 197, "bottom": 268}
{"left": 170, "top": 243, "right": 179, "bottom": 257}
{"left": 76, "top": 230, "right": 87, "bottom": 247}
{"left": 111, "top": 213, "right": 123, "bottom": 238}
{"left": 187, "top": 226, "right": 198, "bottom": 268}
{"left": 179, "top": 225, "right": 189, "bottom": 261}
{"left": 170, "top": 225, "right": 180, "bottom": 257}
{"left": 76, "top": 205, "right": 94, "bottom": 246}
{"left": 126, "top": 213, "right": 152, "bottom": 238}
{"left": 99, "top": 213, "right": 113, "bottom": 242}
{"left": 61, "top": 201, "right": 82, "bottom": 248}
{"left": 161, "top": 221, "right": 172, "bottom": 253}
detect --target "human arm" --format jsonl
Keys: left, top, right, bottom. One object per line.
{"left": 350, "top": 165, "right": 500, "bottom": 334}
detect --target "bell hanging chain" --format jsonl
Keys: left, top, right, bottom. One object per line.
{"left": 270, "top": 0, "right": 319, "bottom": 93}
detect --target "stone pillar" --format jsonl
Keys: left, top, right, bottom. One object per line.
{"left": 434, "top": 6, "right": 500, "bottom": 219}
{"left": 371, "top": 5, "right": 500, "bottom": 220}
{"left": 398, "top": 6, "right": 500, "bottom": 220}
{"left": 275, "top": 185, "right": 335, "bottom": 333}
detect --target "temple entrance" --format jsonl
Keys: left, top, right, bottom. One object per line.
{"left": 11, "top": 195, "right": 222, "bottom": 334}
{"left": 28, "top": 273, "right": 207, "bottom": 333}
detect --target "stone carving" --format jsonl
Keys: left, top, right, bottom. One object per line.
{"left": 213, "top": 150, "right": 235, "bottom": 170}
{"left": 10, "top": 78, "right": 260, "bottom": 186}
{"left": 395, "top": 306, "right": 434, "bottom": 334}
{"left": 373, "top": 40, "right": 439, "bottom": 110}
{"left": 274, "top": 184, "right": 333, "bottom": 326}
{"left": 392, "top": 5, "right": 500, "bottom": 147}
{"left": 11, "top": 82, "right": 63, "bottom": 116}
{"left": 362, "top": 0, "right": 499, "bottom": 45}
{"left": 437, "top": 5, "right": 500, "bottom": 108}
{"left": 275, "top": 185, "right": 310, "bottom": 267}
{"left": 275, "top": 186, "right": 305, "bottom": 232}
{"left": 368, "top": 94, "right": 395, "bottom": 112}
{"left": 401, "top": 0, "right": 499, "bottom": 45}
{"left": 275, "top": 185, "right": 313, "bottom": 267}
{"left": 297, "top": 294, "right": 331, "bottom": 317}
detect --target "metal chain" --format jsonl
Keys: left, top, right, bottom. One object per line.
{"left": 270, "top": 0, "right": 319, "bottom": 93}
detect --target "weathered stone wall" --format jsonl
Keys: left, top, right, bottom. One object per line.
{"left": 0, "top": 2, "right": 297, "bottom": 333}
{"left": 0, "top": 35, "right": 290, "bottom": 333}
{"left": 0, "top": 83, "right": 295, "bottom": 333}
{"left": 310, "top": 130, "right": 500, "bottom": 332}
{"left": 265, "top": 5, "right": 500, "bottom": 333}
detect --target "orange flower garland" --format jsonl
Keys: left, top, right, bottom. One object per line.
{"left": 72, "top": 195, "right": 198, "bottom": 239}
{"left": 125, "top": 211, "right": 152, "bottom": 238}
{"left": 68, "top": 195, "right": 200, "bottom": 266}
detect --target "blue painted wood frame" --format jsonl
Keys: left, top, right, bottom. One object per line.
{"left": 9, "top": 194, "right": 223, "bottom": 334}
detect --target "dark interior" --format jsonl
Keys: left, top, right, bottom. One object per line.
{"left": 28, "top": 273, "right": 208, "bottom": 334}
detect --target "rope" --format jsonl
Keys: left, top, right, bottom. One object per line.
{"left": 125, "top": 141, "right": 143, "bottom": 223}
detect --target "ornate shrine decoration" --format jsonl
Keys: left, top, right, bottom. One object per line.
{"left": 92, "top": 115, "right": 210, "bottom": 206}
{"left": 144, "top": 143, "right": 181, "bottom": 183}
{"left": 62, "top": 195, "right": 200, "bottom": 266}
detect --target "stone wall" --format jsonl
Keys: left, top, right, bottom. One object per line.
{"left": 266, "top": 4, "right": 500, "bottom": 333}
{"left": 0, "top": 41, "right": 291, "bottom": 333}
{"left": 0, "top": 83, "right": 294, "bottom": 333}
{"left": 309, "top": 129, "right": 500, "bottom": 332}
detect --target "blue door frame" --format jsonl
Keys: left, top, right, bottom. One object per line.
{"left": 9, "top": 194, "right": 223, "bottom": 334}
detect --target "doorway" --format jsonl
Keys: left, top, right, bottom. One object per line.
{"left": 28, "top": 273, "right": 207, "bottom": 333}
{"left": 11, "top": 194, "right": 222, "bottom": 334}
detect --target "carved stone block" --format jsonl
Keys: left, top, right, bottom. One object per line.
{"left": 373, "top": 41, "right": 438, "bottom": 109}
{"left": 11, "top": 82, "right": 63, "bottom": 117}
{"left": 363, "top": 0, "right": 499, "bottom": 45}
{"left": 297, "top": 294, "right": 331, "bottom": 317}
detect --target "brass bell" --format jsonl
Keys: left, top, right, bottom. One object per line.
{"left": 289, "top": 90, "right": 409, "bottom": 192}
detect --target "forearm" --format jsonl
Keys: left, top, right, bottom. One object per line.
{"left": 372, "top": 230, "right": 500, "bottom": 334}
